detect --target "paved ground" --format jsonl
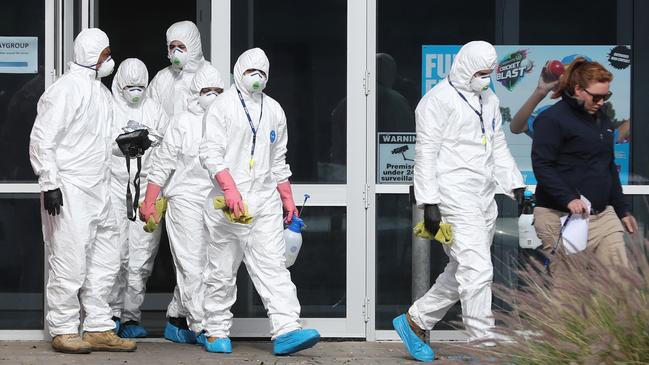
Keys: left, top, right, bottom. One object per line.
{"left": 0, "top": 339, "right": 489, "bottom": 364}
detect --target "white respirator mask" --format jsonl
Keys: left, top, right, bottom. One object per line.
{"left": 470, "top": 74, "right": 491, "bottom": 93}
{"left": 198, "top": 91, "right": 219, "bottom": 110}
{"left": 123, "top": 86, "right": 144, "bottom": 105}
{"left": 96, "top": 57, "right": 115, "bottom": 78}
{"left": 169, "top": 48, "right": 189, "bottom": 69}
{"left": 242, "top": 71, "right": 267, "bottom": 94}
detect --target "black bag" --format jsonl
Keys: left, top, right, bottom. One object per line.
{"left": 115, "top": 129, "right": 151, "bottom": 221}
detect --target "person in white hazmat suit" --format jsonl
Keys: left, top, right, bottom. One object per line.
{"left": 148, "top": 20, "right": 210, "bottom": 117}
{"left": 107, "top": 58, "right": 170, "bottom": 338}
{"left": 121, "top": 20, "right": 208, "bottom": 335}
{"left": 199, "top": 48, "right": 320, "bottom": 355}
{"left": 392, "top": 41, "right": 525, "bottom": 362}
{"left": 139, "top": 64, "right": 224, "bottom": 344}
{"left": 28, "top": 28, "right": 137, "bottom": 354}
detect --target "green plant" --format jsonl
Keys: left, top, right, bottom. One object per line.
{"left": 473, "top": 240, "right": 649, "bottom": 365}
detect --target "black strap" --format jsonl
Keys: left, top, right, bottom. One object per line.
{"left": 125, "top": 156, "right": 143, "bottom": 222}
{"left": 543, "top": 213, "right": 573, "bottom": 271}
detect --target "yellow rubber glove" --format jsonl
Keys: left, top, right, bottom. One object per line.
{"left": 142, "top": 197, "right": 168, "bottom": 233}
{"left": 413, "top": 221, "right": 453, "bottom": 245}
{"left": 213, "top": 196, "right": 254, "bottom": 224}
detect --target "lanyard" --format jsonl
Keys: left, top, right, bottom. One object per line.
{"left": 448, "top": 78, "right": 487, "bottom": 147}
{"left": 237, "top": 89, "right": 264, "bottom": 169}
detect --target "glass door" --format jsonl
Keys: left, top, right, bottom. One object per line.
{"left": 223, "top": 0, "right": 367, "bottom": 337}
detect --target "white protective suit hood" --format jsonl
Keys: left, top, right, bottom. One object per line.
{"left": 166, "top": 21, "right": 205, "bottom": 73}
{"left": 74, "top": 28, "right": 110, "bottom": 67}
{"left": 447, "top": 41, "right": 497, "bottom": 93}
{"left": 72, "top": 28, "right": 112, "bottom": 78}
{"left": 111, "top": 58, "right": 149, "bottom": 107}
{"left": 188, "top": 63, "right": 224, "bottom": 114}
{"left": 233, "top": 48, "right": 270, "bottom": 99}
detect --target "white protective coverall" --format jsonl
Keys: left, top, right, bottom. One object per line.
{"left": 410, "top": 41, "right": 524, "bottom": 341}
{"left": 29, "top": 28, "right": 119, "bottom": 336}
{"left": 200, "top": 48, "right": 302, "bottom": 339}
{"left": 147, "top": 64, "right": 223, "bottom": 333}
{"left": 148, "top": 21, "right": 210, "bottom": 117}
{"left": 108, "top": 58, "right": 170, "bottom": 322}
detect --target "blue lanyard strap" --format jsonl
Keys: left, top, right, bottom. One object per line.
{"left": 236, "top": 89, "right": 264, "bottom": 166}
{"left": 448, "top": 78, "right": 485, "bottom": 136}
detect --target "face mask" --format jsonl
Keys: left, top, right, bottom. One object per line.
{"left": 198, "top": 91, "right": 218, "bottom": 110}
{"left": 169, "top": 48, "right": 189, "bottom": 68}
{"left": 470, "top": 75, "right": 491, "bottom": 93}
{"left": 123, "top": 87, "right": 144, "bottom": 105}
{"left": 241, "top": 71, "right": 267, "bottom": 94}
{"left": 96, "top": 57, "right": 115, "bottom": 78}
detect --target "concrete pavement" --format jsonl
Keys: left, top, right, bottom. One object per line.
{"left": 0, "top": 339, "right": 489, "bottom": 364}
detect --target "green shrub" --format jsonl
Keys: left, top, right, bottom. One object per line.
{"left": 473, "top": 240, "right": 649, "bottom": 365}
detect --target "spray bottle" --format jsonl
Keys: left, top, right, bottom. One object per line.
{"left": 518, "top": 190, "right": 542, "bottom": 249}
{"left": 284, "top": 194, "right": 309, "bottom": 268}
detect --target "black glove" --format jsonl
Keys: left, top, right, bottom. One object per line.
{"left": 116, "top": 129, "right": 152, "bottom": 158}
{"left": 424, "top": 204, "right": 441, "bottom": 235}
{"left": 43, "top": 188, "right": 63, "bottom": 216}
{"left": 513, "top": 187, "right": 526, "bottom": 215}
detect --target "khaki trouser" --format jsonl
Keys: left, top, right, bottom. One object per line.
{"left": 533, "top": 205, "right": 628, "bottom": 268}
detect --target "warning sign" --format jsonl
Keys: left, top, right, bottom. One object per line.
{"left": 377, "top": 133, "right": 416, "bottom": 184}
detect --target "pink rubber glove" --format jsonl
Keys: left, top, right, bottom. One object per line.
{"left": 277, "top": 181, "right": 297, "bottom": 223}
{"left": 140, "top": 182, "right": 162, "bottom": 223}
{"left": 215, "top": 170, "right": 244, "bottom": 218}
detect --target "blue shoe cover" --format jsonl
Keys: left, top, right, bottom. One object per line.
{"left": 196, "top": 331, "right": 209, "bottom": 346}
{"left": 118, "top": 322, "right": 149, "bottom": 338}
{"left": 392, "top": 314, "right": 434, "bottom": 362}
{"left": 273, "top": 328, "right": 320, "bottom": 356}
{"left": 203, "top": 337, "right": 232, "bottom": 353}
{"left": 164, "top": 321, "right": 197, "bottom": 344}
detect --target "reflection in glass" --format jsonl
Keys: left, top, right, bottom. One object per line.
{"left": 376, "top": 53, "right": 415, "bottom": 133}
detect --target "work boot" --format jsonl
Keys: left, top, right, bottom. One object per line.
{"left": 406, "top": 312, "right": 427, "bottom": 342}
{"left": 83, "top": 330, "right": 137, "bottom": 352}
{"left": 51, "top": 334, "right": 92, "bottom": 354}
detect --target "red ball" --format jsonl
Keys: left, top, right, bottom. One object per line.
{"left": 547, "top": 60, "right": 565, "bottom": 77}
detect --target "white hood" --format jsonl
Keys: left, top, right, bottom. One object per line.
{"left": 447, "top": 41, "right": 497, "bottom": 93}
{"left": 166, "top": 20, "right": 205, "bottom": 73}
{"left": 233, "top": 48, "right": 270, "bottom": 99}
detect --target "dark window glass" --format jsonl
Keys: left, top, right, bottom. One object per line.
{"left": 0, "top": 1, "right": 46, "bottom": 181}
{"left": 232, "top": 0, "right": 347, "bottom": 183}
{"left": 520, "top": 1, "right": 617, "bottom": 45}
{"left": 0, "top": 194, "right": 44, "bottom": 329}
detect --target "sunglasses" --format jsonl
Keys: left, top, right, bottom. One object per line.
{"left": 584, "top": 89, "right": 612, "bottom": 103}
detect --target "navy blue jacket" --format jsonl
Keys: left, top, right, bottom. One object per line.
{"left": 531, "top": 95, "right": 628, "bottom": 218}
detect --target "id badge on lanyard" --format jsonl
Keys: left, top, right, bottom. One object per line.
{"left": 237, "top": 89, "right": 264, "bottom": 169}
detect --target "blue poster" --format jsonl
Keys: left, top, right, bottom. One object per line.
{"left": 421, "top": 45, "right": 631, "bottom": 185}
